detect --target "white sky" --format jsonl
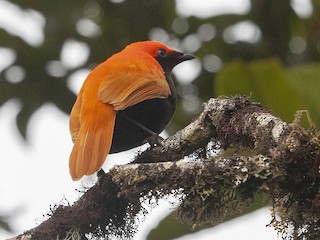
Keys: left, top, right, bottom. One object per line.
{"left": 0, "top": 0, "right": 312, "bottom": 239}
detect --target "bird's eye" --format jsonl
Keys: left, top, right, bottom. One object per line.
{"left": 157, "top": 49, "right": 167, "bottom": 57}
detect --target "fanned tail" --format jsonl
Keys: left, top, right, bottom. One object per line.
{"left": 69, "top": 106, "right": 116, "bottom": 181}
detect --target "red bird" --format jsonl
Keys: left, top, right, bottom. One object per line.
{"left": 69, "top": 41, "right": 194, "bottom": 180}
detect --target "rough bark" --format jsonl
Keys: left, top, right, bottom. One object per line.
{"left": 9, "top": 96, "right": 320, "bottom": 240}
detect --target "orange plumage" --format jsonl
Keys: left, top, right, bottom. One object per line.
{"left": 69, "top": 41, "right": 194, "bottom": 180}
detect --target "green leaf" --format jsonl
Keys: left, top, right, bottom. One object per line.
{"left": 287, "top": 63, "right": 320, "bottom": 126}
{"left": 215, "top": 59, "right": 303, "bottom": 123}
{"left": 147, "top": 212, "right": 194, "bottom": 240}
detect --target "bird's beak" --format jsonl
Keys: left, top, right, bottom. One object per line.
{"left": 177, "top": 52, "right": 195, "bottom": 62}
{"left": 156, "top": 50, "right": 195, "bottom": 70}
{"left": 169, "top": 51, "right": 195, "bottom": 65}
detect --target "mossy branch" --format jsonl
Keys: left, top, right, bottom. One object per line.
{"left": 10, "top": 96, "right": 320, "bottom": 240}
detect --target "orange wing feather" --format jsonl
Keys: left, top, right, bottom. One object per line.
{"left": 98, "top": 57, "right": 171, "bottom": 110}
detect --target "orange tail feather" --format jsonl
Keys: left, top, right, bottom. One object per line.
{"left": 69, "top": 106, "right": 116, "bottom": 180}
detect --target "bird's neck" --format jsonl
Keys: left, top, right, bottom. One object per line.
{"left": 163, "top": 68, "right": 177, "bottom": 103}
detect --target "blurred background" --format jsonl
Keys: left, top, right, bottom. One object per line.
{"left": 1, "top": 0, "right": 320, "bottom": 239}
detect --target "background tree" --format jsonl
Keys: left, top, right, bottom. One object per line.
{"left": 1, "top": 0, "right": 320, "bottom": 238}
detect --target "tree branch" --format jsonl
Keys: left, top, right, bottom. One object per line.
{"left": 111, "top": 154, "right": 275, "bottom": 226}
{"left": 10, "top": 96, "right": 320, "bottom": 240}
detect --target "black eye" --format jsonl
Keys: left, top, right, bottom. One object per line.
{"left": 157, "top": 49, "right": 167, "bottom": 57}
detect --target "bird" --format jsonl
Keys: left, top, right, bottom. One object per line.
{"left": 69, "top": 40, "right": 195, "bottom": 180}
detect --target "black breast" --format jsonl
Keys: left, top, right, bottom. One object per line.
{"left": 109, "top": 96, "right": 176, "bottom": 153}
